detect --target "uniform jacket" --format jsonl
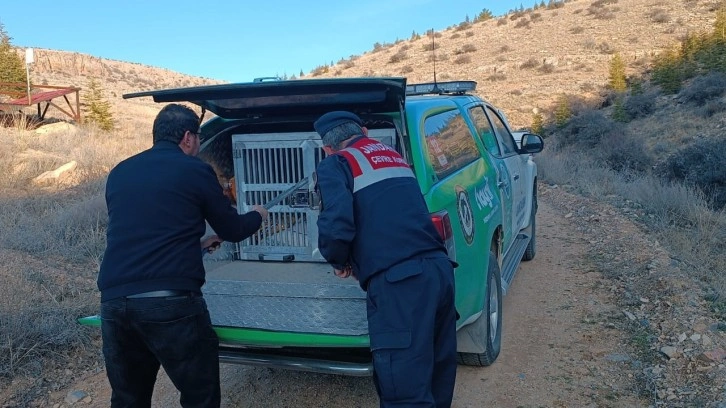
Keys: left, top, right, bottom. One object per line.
{"left": 98, "top": 141, "right": 262, "bottom": 301}
{"left": 316, "top": 136, "right": 448, "bottom": 290}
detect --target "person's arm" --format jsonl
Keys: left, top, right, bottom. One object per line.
{"left": 199, "top": 165, "right": 267, "bottom": 242}
{"left": 316, "top": 156, "right": 355, "bottom": 269}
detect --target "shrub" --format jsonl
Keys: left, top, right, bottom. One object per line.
{"left": 657, "top": 137, "right": 726, "bottom": 209}
{"left": 487, "top": 73, "right": 507, "bottom": 81}
{"left": 538, "top": 62, "right": 556, "bottom": 74}
{"left": 582, "top": 38, "right": 597, "bottom": 50}
{"left": 454, "top": 55, "right": 472, "bottom": 64}
{"left": 515, "top": 19, "right": 531, "bottom": 28}
{"left": 598, "top": 128, "right": 653, "bottom": 172}
{"left": 455, "top": 21, "right": 472, "bottom": 32}
{"left": 310, "top": 64, "right": 329, "bottom": 76}
{"left": 558, "top": 110, "right": 619, "bottom": 147}
{"left": 598, "top": 42, "right": 615, "bottom": 54}
{"left": 648, "top": 8, "right": 670, "bottom": 23}
{"left": 461, "top": 44, "right": 476, "bottom": 54}
{"left": 678, "top": 72, "right": 726, "bottom": 106}
{"left": 697, "top": 99, "right": 726, "bottom": 118}
{"left": 520, "top": 57, "right": 540, "bottom": 69}
{"left": 388, "top": 51, "right": 407, "bottom": 64}
{"left": 570, "top": 26, "right": 585, "bottom": 34}
{"left": 497, "top": 17, "right": 509, "bottom": 26}
{"left": 624, "top": 92, "right": 657, "bottom": 119}
{"left": 401, "top": 65, "right": 414, "bottom": 74}
{"left": 499, "top": 45, "right": 512, "bottom": 52}
{"left": 591, "top": 0, "right": 618, "bottom": 5}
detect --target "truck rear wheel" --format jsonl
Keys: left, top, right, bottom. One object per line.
{"left": 457, "top": 251, "right": 502, "bottom": 366}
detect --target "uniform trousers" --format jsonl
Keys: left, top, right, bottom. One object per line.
{"left": 366, "top": 256, "right": 457, "bottom": 408}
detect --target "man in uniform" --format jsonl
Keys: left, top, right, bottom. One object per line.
{"left": 98, "top": 103, "right": 268, "bottom": 407}
{"left": 313, "top": 111, "right": 458, "bottom": 407}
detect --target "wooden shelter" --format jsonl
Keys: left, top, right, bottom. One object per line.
{"left": 0, "top": 82, "right": 81, "bottom": 122}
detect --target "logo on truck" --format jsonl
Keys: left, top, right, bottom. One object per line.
{"left": 456, "top": 185, "right": 475, "bottom": 245}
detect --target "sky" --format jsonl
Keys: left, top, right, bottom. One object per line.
{"left": 2, "top": 0, "right": 524, "bottom": 83}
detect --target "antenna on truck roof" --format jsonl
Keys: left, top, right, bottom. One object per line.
{"left": 430, "top": 28, "right": 440, "bottom": 94}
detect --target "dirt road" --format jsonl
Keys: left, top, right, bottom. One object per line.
{"left": 56, "top": 191, "right": 649, "bottom": 407}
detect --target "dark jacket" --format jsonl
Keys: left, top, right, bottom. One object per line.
{"left": 316, "top": 136, "right": 447, "bottom": 290}
{"left": 98, "top": 141, "right": 262, "bottom": 301}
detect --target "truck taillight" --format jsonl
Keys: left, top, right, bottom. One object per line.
{"left": 431, "top": 210, "right": 456, "bottom": 262}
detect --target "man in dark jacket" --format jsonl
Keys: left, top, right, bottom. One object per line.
{"left": 98, "top": 103, "right": 268, "bottom": 408}
{"left": 313, "top": 111, "right": 458, "bottom": 408}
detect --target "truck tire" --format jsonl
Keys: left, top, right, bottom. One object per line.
{"left": 457, "top": 251, "right": 503, "bottom": 366}
{"left": 522, "top": 185, "right": 537, "bottom": 261}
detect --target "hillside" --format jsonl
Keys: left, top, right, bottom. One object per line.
{"left": 14, "top": 48, "right": 223, "bottom": 129}
{"left": 11, "top": 0, "right": 716, "bottom": 130}
{"left": 305, "top": 0, "right": 717, "bottom": 128}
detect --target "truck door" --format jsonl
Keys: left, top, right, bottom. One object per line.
{"left": 485, "top": 106, "right": 526, "bottom": 249}
{"left": 466, "top": 105, "right": 512, "bottom": 251}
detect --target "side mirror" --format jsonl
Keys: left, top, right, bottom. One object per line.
{"left": 519, "top": 133, "right": 544, "bottom": 154}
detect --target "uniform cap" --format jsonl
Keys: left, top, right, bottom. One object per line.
{"left": 313, "top": 111, "right": 363, "bottom": 136}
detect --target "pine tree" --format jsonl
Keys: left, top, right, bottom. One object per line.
{"left": 0, "top": 22, "right": 27, "bottom": 88}
{"left": 531, "top": 110, "right": 544, "bottom": 135}
{"left": 476, "top": 9, "right": 494, "bottom": 22}
{"left": 715, "top": 2, "right": 726, "bottom": 42}
{"left": 83, "top": 78, "right": 114, "bottom": 131}
{"left": 608, "top": 53, "right": 627, "bottom": 92}
{"left": 554, "top": 95, "right": 571, "bottom": 127}
{"left": 611, "top": 96, "right": 629, "bottom": 122}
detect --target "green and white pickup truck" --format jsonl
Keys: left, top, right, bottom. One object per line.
{"left": 80, "top": 77, "right": 543, "bottom": 376}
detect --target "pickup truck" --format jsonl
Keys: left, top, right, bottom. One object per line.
{"left": 80, "top": 77, "right": 544, "bottom": 375}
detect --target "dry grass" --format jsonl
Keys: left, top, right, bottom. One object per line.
{"left": 0, "top": 123, "right": 150, "bottom": 401}
{"left": 537, "top": 143, "right": 726, "bottom": 301}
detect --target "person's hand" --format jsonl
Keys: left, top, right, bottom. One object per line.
{"left": 251, "top": 205, "right": 269, "bottom": 220}
{"left": 201, "top": 235, "right": 223, "bottom": 253}
{"left": 334, "top": 264, "right": 354, "bottom": 279}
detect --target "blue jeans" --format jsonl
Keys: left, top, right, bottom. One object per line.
{"left": 101, "top": 293, "right": 220, "bottom": 408}
{"left": 367, "top": 257, "right": 458, "bottom": 408}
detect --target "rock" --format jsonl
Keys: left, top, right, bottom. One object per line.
{"left": 660, "top": 346, "right": 679, "bottom": 359}
{"left": 33, "top": 160, "right": 77, "bottom": 183}
{"left": 690, "top": 333, "right": 702, "bottom": 343}
{"left": 65, "top": 390, "right": 87, "bottom": 404}
{"left": 604, "top": 353, "right": 631, "bottom": 362}
{"left": 623, "top": 310, "right": 636, "bottom": 321}
{"left": 703, "top": 334, "right": 712, "bottom": 346}
{"left": 565, "top": 212, "right": 573, "bottom": 219}
{"left": 702, "top": 348, "right": 726, "bottom": 363}
{"left": 678, "top": 332, "right": 688, "bottom": 343}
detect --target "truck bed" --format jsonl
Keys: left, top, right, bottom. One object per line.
{"left": 202, "top": 261, "right": 368, "bottom": 336}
